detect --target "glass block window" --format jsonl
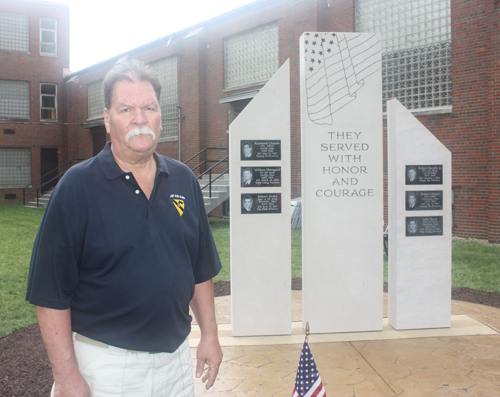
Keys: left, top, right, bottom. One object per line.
{"left": 224, "top": 22, "right": 279, "bottom": 89}
{"left": 88, "top": 80, "right": 104, "bottom": 120}
{"left": 40, "top": 18, "right": 57, "bottom": 55}
{"left": 148, "top": 57, "right": 178, "bottom": 142}
{"left": 356, "top": 0, "right": 452, "bottom": 112}
{"left": 0, "top": 148, "right": 31, "bottom": 186}
{"left": 0, "top": 12, "right": 29, "bottom": 53}
{"left": 40, "top": 83, "right": 57, "bottom": 120}
{"left": 0, "top": 80, "right": 30, "bottom": 119}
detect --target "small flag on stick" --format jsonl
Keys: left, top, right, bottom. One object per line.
{"left": 292, "top": 323, "right": 326, "bottom": 397}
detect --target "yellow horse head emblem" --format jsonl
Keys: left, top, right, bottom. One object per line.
{"left": 173, "top": 199, "right": 185, "bottom": 216}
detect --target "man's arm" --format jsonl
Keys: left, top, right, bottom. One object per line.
{"left": 36, "top": 307, "right": 90, "bottom": 397}
{"left": 189, "top": 279, "right": 223, "bottom": 390}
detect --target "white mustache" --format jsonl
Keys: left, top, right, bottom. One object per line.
{"left": 125, "top": 126, "right": 156, "bottom": 143}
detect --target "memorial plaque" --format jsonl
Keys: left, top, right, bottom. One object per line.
{"left": 241, "top": 140, "right": 281, "bottom": 160}
{"left": 241, "top": 193, "right": 281, "bottom": 214}
{"left": 241, "top": 167, "right": 281, "bottom": 187}
{"left": 406, "top": 191, "right": 443, "bottom": 211}
{"left": 406, "top": 216, "right": 443, "bottom": 237}
{"left": 406, "top": 165, "right": 443, "bottom": 185}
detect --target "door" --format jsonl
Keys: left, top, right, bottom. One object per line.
{"left": 41, "top": 148, "right": 58, "bottom": 193}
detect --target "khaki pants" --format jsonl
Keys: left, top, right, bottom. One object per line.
{"left": 50, "top": 334, "right": 194, "bottom": 397}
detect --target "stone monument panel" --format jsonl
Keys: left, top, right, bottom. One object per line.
{"left": 240, "top": 167, "right": 281, "bottom": 187}
{"left": 388, "top": 98, "right": 451, "bottom": 330}
{"left": 300, "top": 32, "right": 383, "bottom": 333}
{"left": 230, "top": 61, "right": 291, "bottom": 336}
{"left": 406, "top": 191, "right": 443, "bottom": 211}
{"left": 406, "top": 165, "right": 443, "bottom": 185}
{"left": 240, "top": 140, "right": 281, "bottom": 161}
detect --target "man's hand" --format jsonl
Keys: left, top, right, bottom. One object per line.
{"left": 195, "top": 334, "right": 223, "bottom": 389}
{"left": 53, "top": 372, "right": 90, "bottom": 397}
{"left": 190, "top": 279, "right": 222, "bottom": 390}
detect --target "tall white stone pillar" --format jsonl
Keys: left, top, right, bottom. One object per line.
{"left": 300, "top": 33, "right": 384, "bottom": 333}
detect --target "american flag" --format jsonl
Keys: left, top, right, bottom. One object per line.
{"left": 303, "top": 32, "right": 381, "bottom": 125}
{"left": 292, "top": 340, "right": 326, "bottom": 397}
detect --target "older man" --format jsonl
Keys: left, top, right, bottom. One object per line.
{"left": 26, "top": 60, "right": 222, "bottom": 396}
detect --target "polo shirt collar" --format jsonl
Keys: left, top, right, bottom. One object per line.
{"left": 98, "top": 142, "right": 170, "bottom": 179}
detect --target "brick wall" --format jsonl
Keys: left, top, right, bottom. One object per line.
{"left": 12, "top": 0, "right": 497, "bottom": 241}
{"left": 0, "top": 0, "right": 70, "bottom": 206}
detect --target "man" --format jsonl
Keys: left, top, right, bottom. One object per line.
{"left": 407, "top": 167, "right": 417, "bottom": 183}
{"left": 242, "top": 142, "right": 252, "bottom": 159}
{"left": 26, "top": 60, "right": 222, "bottom": 396}
{"left": 407, "top": 219, "right": 418, "bottom": 234}
{"left": 242, "top": 195, "right": 254, "bottom": 212}
{"left": 407, "top": 192, "right": 417, "bottom": 209}
{"left": 241, "top": 168, "right": 253, "bottom": 186}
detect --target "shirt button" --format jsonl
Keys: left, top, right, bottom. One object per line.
{"left": 125, "top": 175, "right": 130, "bottom": 180}
{"left": 135, "top": 190, "right": 140, "bottom": 194}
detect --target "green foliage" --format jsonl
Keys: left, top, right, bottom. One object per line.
{"left": 0, "top": 206, "right": 45, "bottom": 337}
{"left": 452, "top": 240, "right": 500, "bottom": 293}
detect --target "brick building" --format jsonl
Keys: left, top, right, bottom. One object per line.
{"left": 0, "top": 0, "right": 70, "bottom": 206}
{"left": 1, "top": 0, "right": 498, "bottom": 243}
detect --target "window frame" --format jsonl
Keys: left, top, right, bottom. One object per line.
{"left": 0, "top": 80, "right": 30, "bottom": 120}
{"left": 0, "top": 148, "right": 31, "bottom": 187}
{"left": 40, "top": 83, "right": 57, "bottom": 121}
{"left": 40, "top": 18, "right": 57, "bottom": 56}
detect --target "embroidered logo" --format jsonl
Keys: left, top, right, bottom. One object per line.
{"left": 171, "top": 194, "right": 186, "bottom": 216}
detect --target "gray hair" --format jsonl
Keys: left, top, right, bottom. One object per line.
{"left": 103, "top": 59, "right": 161, "bottom": 110}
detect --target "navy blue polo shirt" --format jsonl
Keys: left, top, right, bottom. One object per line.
{"left": 26, "top": 143, "right": 221, "bottom": 352}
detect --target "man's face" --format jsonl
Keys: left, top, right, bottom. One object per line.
{"left": 408, "top": 195, "right": 416, "bottom": 207}
{"left": 243, "top": 198, "right": 253, "bottom": 211}
{"left": 243, "top": 144, "right": 251, "bottom": 157}
{"left": 408, "top": 220, "right": 417, "bottom": 232}
{"left": 104, "top": 78, "right": 162, "bottom": 159}
{"left": 408, "top": 169, "right": 416, "bottom": 181}
{"left": 243, "top": 170, "right": 252, "bottom": 182}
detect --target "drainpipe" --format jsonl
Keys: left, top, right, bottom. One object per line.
{"left": 177, "top": 105, "right": 182, "bottom": 161}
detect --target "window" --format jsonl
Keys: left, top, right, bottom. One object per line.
{"left": 0, "top": 80, "right": 30, "bottom": 119}
{"left": 224, "top": 22, "right": 279, "bottom": 89}
{"left": 356, "top": 0, "right": 452, "bottom": 112}
{"left": 40, "top": 18, "right": 57, "bottom": 55}
{"left": 88, "top": 80, "right": 104, "bottom": 120}
{"left": 40, "top": 83, "right": 57, "bottom": 120}
{"left": 148, "top": 57, "right": 178, "bottom": 142}
{"left": 0, "top": 12, "right": 29, "bottom": 53}
{"left": 0, "top": 148, "right": 31, "bottom": 186}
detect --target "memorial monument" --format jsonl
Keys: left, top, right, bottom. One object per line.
{"left": 300, "top": 33, "right": 384, "bottom": 333}
{"left": 229, "top": 61, "right": 292, "bottom": 336}
{"left": 387, "top": 98, "right": 452, "bottom": 330}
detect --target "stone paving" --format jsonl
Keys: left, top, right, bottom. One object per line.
{"left": 189, "top": 292, "right": 500, "bottom": 396}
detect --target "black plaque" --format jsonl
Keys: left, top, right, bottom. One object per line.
{"left": 241, "top": 167, "right": 281, "bottom": 187}
{"left": 241, "top": 140, "right": 281, "bottom": 161}
{"left": 406, "top": 191, "right": 443, "bottom": 211}
{"left": 406, "top": 216, "right": 443, "bottom": 237}
{"left": 241, "top": 193, "right": 281, "bottom": 214}
{"left": 406, "top": 165, "right": 443, "bottom": 185}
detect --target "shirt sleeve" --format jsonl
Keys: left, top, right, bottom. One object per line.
{"left": 25, "top": 194, "right": 82, "bottom": 309}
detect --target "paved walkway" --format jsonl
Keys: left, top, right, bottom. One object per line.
{"left": 189, "top": 292, "right": 500, "bottom": 396}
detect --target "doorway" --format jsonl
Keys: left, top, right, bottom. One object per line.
{"left": 40, "top": 148, "right": 58, "bottom": 193}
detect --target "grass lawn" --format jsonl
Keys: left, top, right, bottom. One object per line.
{"left": 1, "top": 205, "right": 499, "bottom": 338}
{"left": 0, "top": 206, "right": 45, "bottom": 337}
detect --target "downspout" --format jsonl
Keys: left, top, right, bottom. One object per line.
{"left": 177, "top": 105, "right": 182, "bottom": 161}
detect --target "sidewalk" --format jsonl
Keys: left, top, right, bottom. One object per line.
{"left": 189, "top": 292, "right": 500, "bottom": 396}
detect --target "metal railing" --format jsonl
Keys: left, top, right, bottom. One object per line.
{"left": 23, "top": 158, "right": 84, "bottom": 207}
{"left": 184, "top": 147, "right": 229, "bottom": 199}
